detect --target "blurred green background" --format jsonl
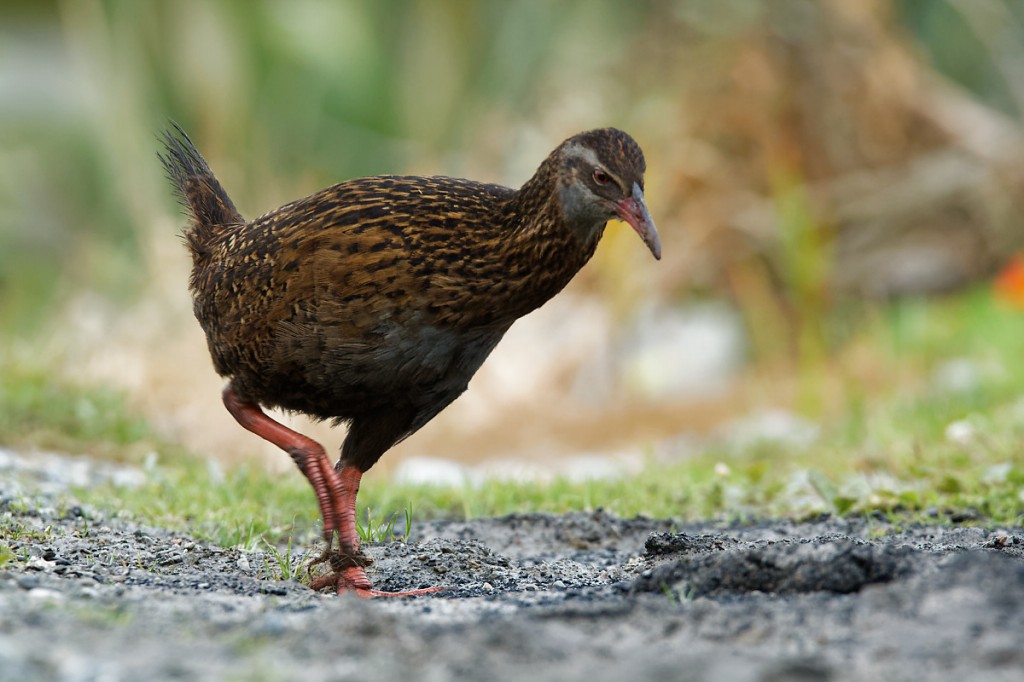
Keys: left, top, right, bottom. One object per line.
{"left": 1, "top": 0, "right": 657, "bottom": 332}
{"left": 2, "top": 0, "right": 1022, "bottom": 332}
{"left": 3, "top": 0, "right": 1024, "bottom": 480}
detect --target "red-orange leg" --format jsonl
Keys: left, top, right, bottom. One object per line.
{"left": 222, "top": 386, "right": 345, "bottom": 544}
{"left": 222, "top": 385, "right": 440, "bottom": 598}
{"left": 309, "top": 465, "right": 440, "bottom": 597}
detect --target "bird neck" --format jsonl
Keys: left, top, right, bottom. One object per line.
{"left": 509, "top": 153, "right": 605, "bottom": 255}
{"left": 484, "top": 157, "right": 604, "bottom": 321}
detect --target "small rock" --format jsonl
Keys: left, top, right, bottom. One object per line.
{"left": 951, "top": 508, "right": 982, "bottom": 523}
{"left": 16, "top": 574, "right": 40, "bottom": 590}
{"left": 255, "top": 612, "right": 287, "bottom": 636}
{"left": 75, "top": 586, "right": 100, "bottom": 599}
{"left": 158, "top": 552, "right": 183, "bottom": 566}
{"left": 26, "top": 557, "right": 55, "bottom": 572}
{"left": 985, "top": 534, "right": 1012, "bottom": 549}
{"left": 27, "top": 587, "right": 63, "bottom": 602}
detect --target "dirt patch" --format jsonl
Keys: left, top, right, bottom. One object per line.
{"left": 2, "top": 450, "right": 1024, "bottom": 681}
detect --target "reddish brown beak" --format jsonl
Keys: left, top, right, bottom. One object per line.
{"left": 616, "top": 183, "right": 661, "bottom": 260}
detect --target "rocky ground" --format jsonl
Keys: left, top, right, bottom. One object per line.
{"left": 2, "top": 449, "right": 1024, "bottom": 682}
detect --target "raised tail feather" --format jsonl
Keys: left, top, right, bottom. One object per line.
{"left": 158, "top": 121, "right": 243, "bottom": 257}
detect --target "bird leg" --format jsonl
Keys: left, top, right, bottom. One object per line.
{"left": 222, "top": 385, "right": 438, "bottom": 598}
{"left": 307, "top": 466, "right": 441, "bottom": 598}
{"left": 222, "top": 385, "right": 346, "bottom": 545}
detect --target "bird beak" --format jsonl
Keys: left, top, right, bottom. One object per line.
{"left": 616, "top": 183, "right": 661, "bottom": 260}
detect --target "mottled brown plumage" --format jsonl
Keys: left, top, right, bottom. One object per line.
{"left": 160, "top": 123, "right": 659, "bottom": 596}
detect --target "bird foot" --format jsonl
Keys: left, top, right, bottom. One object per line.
{"left": 308, "top": 547, "right": 441, "bottom": 598}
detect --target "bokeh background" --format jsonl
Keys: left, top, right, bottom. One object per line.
{"left": 3, "top": 0, "right": 1024, "bottom": 482}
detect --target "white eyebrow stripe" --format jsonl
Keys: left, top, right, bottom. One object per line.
{"left": 563, "top": 142, "right": 626, "bottom": 189}
{"left": 564, "top": 142, "right": 601, "bottom": 167}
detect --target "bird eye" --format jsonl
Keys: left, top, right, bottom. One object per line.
{"left": 592, "top": 168, "right": 609, "bottom": 185}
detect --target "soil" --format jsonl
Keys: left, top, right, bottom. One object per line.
{"left": 2, "top": 450, "right": 1024, "bottom": 682}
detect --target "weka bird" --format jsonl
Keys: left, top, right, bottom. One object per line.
{"left": 160, "top": 123, "right": 660, "bottom": 597}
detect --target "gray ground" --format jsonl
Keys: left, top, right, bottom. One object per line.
{"left": 2, "top": 450, "right": 1024, "bottom": 682}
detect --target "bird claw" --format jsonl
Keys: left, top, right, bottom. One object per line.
{"left": 311, "top": 545, "right": 373, "bottom": 570}
{"left": 308, "top": 566, "right": 373, "bottom": 597}
{"left": 307, "top": 547, "right": 442, "bottom": 598}
{"left": 308, "top": 567, "right": 442, "bottom": 598}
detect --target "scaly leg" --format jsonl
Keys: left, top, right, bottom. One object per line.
{"left": 222, "top": 385, "right": 345, "bottom": 544}
{"left": 222, "top": 385, "right": 438, "bottom": 597}
{"left": 308, "top": 465, "right": 439, "bottom": 597}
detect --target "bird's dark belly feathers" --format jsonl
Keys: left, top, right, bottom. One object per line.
{"left": 242, "top": 319, "right": 507, "bottom": 424}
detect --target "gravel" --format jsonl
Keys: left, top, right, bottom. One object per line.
{"left": 2, "top": 450, "right": 1024, "bottom": 681}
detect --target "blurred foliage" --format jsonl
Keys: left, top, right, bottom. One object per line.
{"left": 2, "top": 0, "right": 1024, "bottom": 338}
{"left": 898, "top": 0, "right": 1024, "bottom": 118}
{"left": 0, "top": 350, "right": 155, "bottom": 458}
{"left": 0, "top": 0, "right": 647, "bottom": 334}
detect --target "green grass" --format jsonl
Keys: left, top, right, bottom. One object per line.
{"left": 357, "top": 502, "right": 414, "bottom": 543}
{"left": 259, "top": 535, "right": 313, "bottom": 582}
{"left": 0, "top": 502, "right": 58, "bottom": 569}
{"left": 0, "top": 351, "right": 155, "bottom": 460}
{"left": 3, "top": 288, "right": 1024, "bottom": 551}
{"left": 0, "top": 541, "right": 15, "bottom": 569}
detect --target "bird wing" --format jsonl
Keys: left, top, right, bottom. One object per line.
{"left": 224, "top": 177, "right": 516, "bottom": 384}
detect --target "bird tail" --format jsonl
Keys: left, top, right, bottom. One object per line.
{"left": 158, "top": 121, "right": 243, "bottom": 258}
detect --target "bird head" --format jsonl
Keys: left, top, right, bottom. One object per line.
{"left": 555, "top": 128, "right": 661, "bottom": 260}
